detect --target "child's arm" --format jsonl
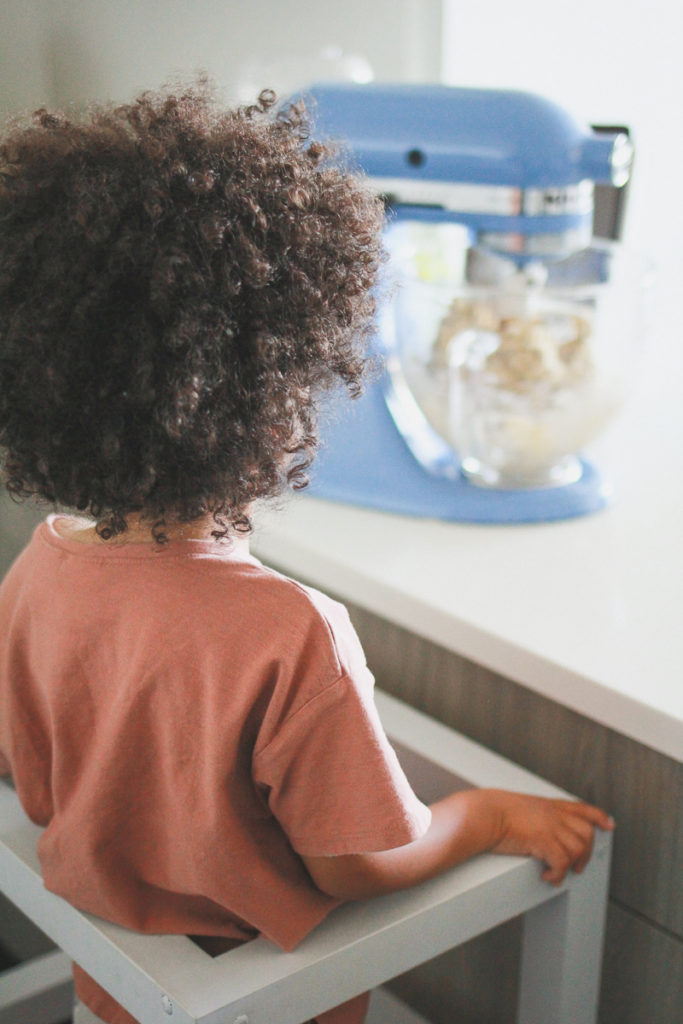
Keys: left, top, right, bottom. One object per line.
{"left": 301, "top": 789, "right": 614, "bottom": 901}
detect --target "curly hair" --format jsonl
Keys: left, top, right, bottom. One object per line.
{"left": 0, "top": 82, "right": 385, "bottom": 540}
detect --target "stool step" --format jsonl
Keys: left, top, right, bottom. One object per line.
{"left": 0, "top": 957, "right": 431, "bottom": 1024}
{"left": 367, "top": 987, "right": 432, "bottom": 1024}
{"left": 0, "top": 949, "right": 73, "bottom": 1024}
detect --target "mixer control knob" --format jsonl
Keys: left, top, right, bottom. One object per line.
{"left": 581, "top": 131, "right": 633, "bottom": 187}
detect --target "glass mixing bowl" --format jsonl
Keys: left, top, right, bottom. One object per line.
{"left": 385, "top": 230, "right": 649, "bottom": 489}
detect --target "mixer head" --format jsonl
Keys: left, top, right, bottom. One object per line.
{"left": 305, "top": 82, "right": 633, "bottom": 262}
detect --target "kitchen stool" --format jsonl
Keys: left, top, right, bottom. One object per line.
{"left": 0, "top": 689, "right": 612, "bottom": 1024}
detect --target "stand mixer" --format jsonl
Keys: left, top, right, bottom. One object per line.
{"left": 305, "top": 83, "right": 645, "bottom": 522}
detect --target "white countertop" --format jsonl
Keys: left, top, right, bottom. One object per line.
{"left": 253, "top": 292, "right": 683, "bottom": 764}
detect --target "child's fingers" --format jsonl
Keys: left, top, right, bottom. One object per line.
{"left": 532, "top": 826, "right": 579, "bottom": 884}
{"left": 542, "top": 865, "right": 565, "bottom": 885}
{"left": 543, "top": 843, "right": 591, "bottom": 884}
{"left": 540, "top": 843, "right": 572, "bottom": 885}
{"left": 541, "top": 804, "right": 613, "bottom": 883}
{"left": 562, "top": 812, "right": 596, "bottom": 852}
{"left": 563, "top": 824, "right": 599, "bottom": 876}
{"left": 542, "top": 827, "right": 589, "bottom": 883}
{"left": 491, "top": 793, "right": 614, "bottom": 884}
{"left": 564, "top": 801, "right": 615, "bottom": 831}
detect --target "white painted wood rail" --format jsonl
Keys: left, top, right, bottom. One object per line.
{"left": 0, "top": 690, "right": 612, "bottom": 1024}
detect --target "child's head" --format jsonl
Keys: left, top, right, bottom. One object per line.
{"left": 0, "top": 82, "right": 385, "bottom": 539}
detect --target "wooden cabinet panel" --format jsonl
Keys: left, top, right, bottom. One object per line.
{"left": 344, "top": 600, "right": 683, "bottom": 939}
{"left": 385, "top": 903, "right": 682, "bottom": 1024}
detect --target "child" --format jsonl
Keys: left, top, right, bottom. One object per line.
{"left": 0, "top": 83, "right": 613, "bottom": 1024}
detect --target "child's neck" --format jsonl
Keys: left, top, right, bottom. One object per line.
{"left": 55, "top": 513, "right": 251, "bottom": 554}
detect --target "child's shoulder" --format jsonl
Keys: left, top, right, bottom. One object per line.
{"left": 251, "top": 562, "right": 365, "bottom": 677}
{"left": 247, "top": 558, "right": 347, "bottom": 627}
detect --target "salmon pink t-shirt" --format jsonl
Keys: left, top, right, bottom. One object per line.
{"left": 0, "top": 515, "right": 431, "bottom": 1024}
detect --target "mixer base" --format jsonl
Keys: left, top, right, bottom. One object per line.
{"left": 310, "top": 381, "right": 611, "bottom": 524}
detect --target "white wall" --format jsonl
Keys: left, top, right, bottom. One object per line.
{"left": 3, "top": 0, "right": 672, "bottom": 323}
{"left": 0, "top": 0, "right": 443, "bottom": 118}
{"left": 442, "top": 0, "right": 682, "bottom": 344}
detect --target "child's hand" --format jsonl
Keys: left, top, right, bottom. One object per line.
{"left": 302, "top": 788, "right": 615, "bottom": 901}
{"left": 486, "top": 790, "right": 615, "bottom": 885}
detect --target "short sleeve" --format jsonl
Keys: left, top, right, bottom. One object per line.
{"left": 252, "top": 667, "right": 431, "bottom": 857}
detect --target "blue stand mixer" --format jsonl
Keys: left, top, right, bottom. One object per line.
{"left": 305, "top": 84, "right": 641, "bottom": 523}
